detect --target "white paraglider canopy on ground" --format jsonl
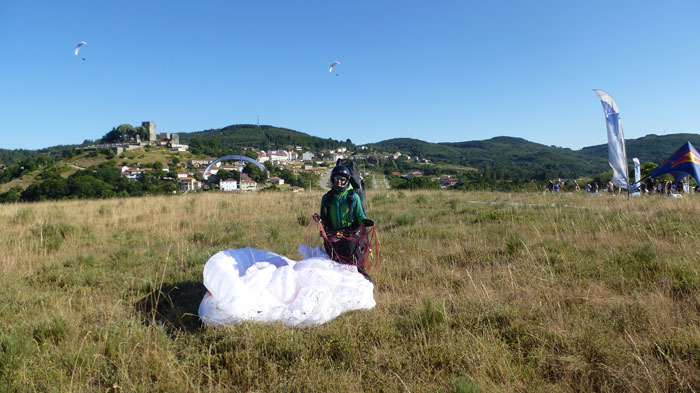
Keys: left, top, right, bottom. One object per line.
{"left": 198, "top": 245, "right": 375, "bottom": 327}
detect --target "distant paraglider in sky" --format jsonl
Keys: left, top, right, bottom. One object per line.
{"left": 329, "top": 61, "right": 340, "bottom": 76}
{"left": 74, "top": 41, "right": 86, "bottom": 56}
{"left": 81, "top": 57, "right": 86, "bottom": 61}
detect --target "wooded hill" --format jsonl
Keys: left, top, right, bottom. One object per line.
{"left": 373, "top": 134, "right": 700, "bottom": 178}
{"left": 3, "top": 123, "right": 699, "bottom": 179}
{"left": 579, "top": 133, "right": 700, "bottom": 162}
{"left": 171, "top": 125, "right": 700, "bottom": 178}
{"left": 178, "top": 124, "right": 351, "bottom": 152}
{"left": 374, "top": 137, "right": 610, "bottom": 178}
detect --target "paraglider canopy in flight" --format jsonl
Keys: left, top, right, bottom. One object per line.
{"left": 74, "top": 41, "right": 86, "bottom": 56}
{"left": 202, "top": 155, "right": 265, "bottom": 180}
{"left": 329, "top": 61, "right": 340, "bottom": 73}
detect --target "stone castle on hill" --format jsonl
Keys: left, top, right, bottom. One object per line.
{"left": 82, "top": 121, "right": 188, "bottom": 154}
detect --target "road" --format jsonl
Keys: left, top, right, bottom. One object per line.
{"left": 319, "top": 169, "right": 331, "bottom": 190}
{"left": 368, "top": 174, "right": 390, "bottom": 190}
{"left": 380, "top": 174, "right": 390, "bottom": 189}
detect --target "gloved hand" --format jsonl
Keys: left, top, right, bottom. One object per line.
{"left": 363, "top": 219, "right": 374, "bottom": 227}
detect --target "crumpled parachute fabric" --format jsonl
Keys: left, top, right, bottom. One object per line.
{"left": 198, "top": 245, "right": 375, "bottom": 327}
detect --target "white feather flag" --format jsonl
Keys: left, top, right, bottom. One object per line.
{"left": 594, "top": 89, "right": 629, "bottom": 189}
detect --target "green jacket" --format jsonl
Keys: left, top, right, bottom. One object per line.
{"left": 320, "top": 185, "right": 367, "bottom": 230}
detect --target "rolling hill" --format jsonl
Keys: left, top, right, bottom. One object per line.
{"left": 374, "top": 137, "right": 610, "bottom": 178}
{"left": 579, "top": 133, "right": 700, "bottom": 163}
{"left": 178, "top": 124, "right": 349, "bottom": 151}
{"left": 3, "top": 122, "right": 699, "bottom": 179}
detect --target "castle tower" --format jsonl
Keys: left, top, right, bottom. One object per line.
{"left": 142, "top": 121, "right": 157, "bottom": 143}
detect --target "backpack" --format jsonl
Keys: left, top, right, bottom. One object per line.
{"left": 335, "top": 158, "right": 366, "bottom": 212}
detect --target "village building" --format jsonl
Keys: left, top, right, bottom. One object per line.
{"left": 240, "top": 173, "right": 257, "bottom": 192}
{"left": 269, "top": 150, "right": 289, "bottom": 163}
{"left": 188, "top": 158, "right": 215, "bottom": 167}
{"left": 219, "top": 179, "right": 238, "bottom": 192}
{"left": 269, "top": 177, "right": 284, "bottom": 186}
{"left": 440, "top": 177, "right": 459, "bottom": 188}
{"left": 179, "top": 177, "right": 202, "bottom": 192}
{"left": 124, "top": 168, "right": 147, "bottom": 179}
{"left": 257, "top": 152, "right": 269, "bottom": 163}
{"left": 169, "top": 143, "right": 189, "bottom": 152}
{"left": 302, "top": 152, "right": 315, "bottom": 161}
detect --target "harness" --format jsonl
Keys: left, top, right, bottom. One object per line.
{"left": 308, "top": 188, "right": 379, "bottom": 278}
{"left": 321, "top": 189, "right": 356, "bottom": 229}
{"left": 310, "top": 213, "right": 379, "bottom": 272}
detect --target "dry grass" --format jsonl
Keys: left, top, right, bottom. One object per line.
{"left": 2, "top": 190, "right": 700, "bottom": 392}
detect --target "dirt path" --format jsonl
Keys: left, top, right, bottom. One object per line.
{"left": 380, "top": 174, "right": 390, "bottom": 189}
{"left": 319, "top": 169, "right": 331, "bottom": 190}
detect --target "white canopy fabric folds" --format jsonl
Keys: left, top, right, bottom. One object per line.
{"left": 198, "top": 246, "right": 375, "bottom": 327}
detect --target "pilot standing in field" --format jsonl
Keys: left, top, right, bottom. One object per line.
{"left": 319, "top": 165, "right": 374, "bottom": 280}
{"left": 320, "top": 166, "right": 371, "bottom": 232}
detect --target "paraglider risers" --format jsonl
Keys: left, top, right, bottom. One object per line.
{"left": 312, "top": 213, "right": 379, "bottom": 279}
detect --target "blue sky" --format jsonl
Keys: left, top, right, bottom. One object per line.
{"left": 1, "top": 0, "right": 699, "bottom": 150}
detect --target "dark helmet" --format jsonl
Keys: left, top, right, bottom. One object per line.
{"left": 330, "top": 165, "right": 351, "bottom": 192}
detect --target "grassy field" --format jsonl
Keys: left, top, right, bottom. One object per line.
{"left": 2, "top": 190, "right": 700, "bottom": 392}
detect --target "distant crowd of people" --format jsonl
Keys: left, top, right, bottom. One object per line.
{"left": 638, "top": 179, "right": 694, "bottom": 197}
{"left": 546, "top": 178, "right": 696, "bottom": 197}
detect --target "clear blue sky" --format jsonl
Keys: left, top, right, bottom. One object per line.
{"left": 1, "top": 0, "right": 699, "bottom": 150}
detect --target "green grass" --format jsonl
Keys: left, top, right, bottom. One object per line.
{"left": 2, "top": 190, "right": 700, "bottom": 392}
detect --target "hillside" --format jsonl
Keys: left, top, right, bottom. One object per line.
{"left": 0, "top": 146, "right": 196, "bottom": 195}
{"left": 178, "top": 124, "right": 349, "bottom": 151}
{"left": 375, "top": 137, "right": 610, "bottom": 178}
{"left": 375, "top": 134, "right": 700, "bottom": 178}
{"left": 4, "top": 123, "right": 699, "bottom": 180}
{"left": 580, "top": 133, "right": 700, "bottom": 162}
{"left": 0, "top": 143, "right": 89, "bottom": 166}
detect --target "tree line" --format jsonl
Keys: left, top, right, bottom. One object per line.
{"left": 0, "top": 163, "right": 178, "bottom": 203}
